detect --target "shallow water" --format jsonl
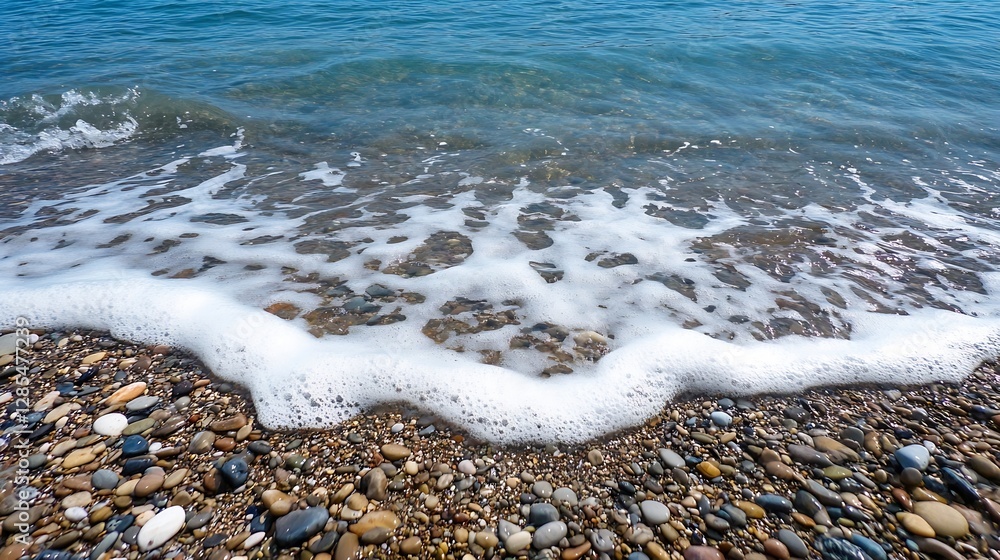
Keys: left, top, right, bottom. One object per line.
{"left": 2, "top": 0, "right": 1000, "bottom": 442}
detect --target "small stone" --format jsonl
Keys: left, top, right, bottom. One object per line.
{"left": 125, "top": 395, "right": 159, "bottom": 411}
{"left": 587, "top": 449, "right": 604, "bottom": 466}
{"left": 81, "top": 351, "right": 107, "bottom": 365}
{"left": 134, "top": 473, "right": 164, "bottom": 498}
{"left": 364, "top": 467, "right": 388, "bottom": 501}
{"left": 219, "top": 457, "right": 250, "bottom": 488}
{"left": 400, "top": 536, "right": 422, "bottom": 555}
{"left": 683, "top": 545, "right": 725, "bottom": 560}
{"left": 895, "top": 445, "right": 931, "bottom": 471}
{"left": 763, "top": 539, "right": 789, "bottom": 560}
{"left": 93, "top": 413, "right": 129, "bottom": 436}
{"left": 380, "top": 444, "right": 411, "bottom": 461}
{"left": 505, "top": 531, "right": 532, "bottom": 552}
{"left": 697, "top": 461, "right": 721, "bottom": 478}
{"left": 64, "top": 507, "right": 88, "bottom": 523}
{"left": 274, "top": 507, "right": 330, "bottom": 547}
{"left": 776, "top": 529, "right": 808, "bottom": 558}
{"left": 137, "top": 506, "right": 186, "bottom": 551}
{"left": 210, "top": 413, "right": 248, "bottom": 432}
{"left": 349, "top": 510, "right": 400, "bottom": 535}
{"left": 532, "top": 480, "right": 554, "bottom": 498}
{"left": 533, "top": 521, "right": 567, "bottom": 549}
{"left": 913, "top": 501, "right": 969, "bottom": 538}
{"left": 552, "top": 487, "right": 578, "bottom": 506}
{"left": 106, "top": 382, "right": 147, "bottom": 405}
{"left": 189, "top": 431, "right": 216, "bottom": 453}
{"left": 529, "top": 503, "right": 560, "bottom": 526}
{"left": 968, "top": 455, "right": 1000, "bottom": 482}
{"left": 710, "top": 411, "right": 732, "bottom": 427}
{"left": 62, "top": 449, "right": 96, "bottom": 469}
{"left": 334, "top": 532, "right": 360, "bottom": 560}
{"left": 92, "top": 469, "right": 120, "bottom": 490}
{"left": 122, "top": 435, "right": 150, "bottom": 457}
{"left": 897, "top": 512, "right": 935, "bottom": 537}
{"left": 640, "top": 500, "right": 670, "bottom": 525}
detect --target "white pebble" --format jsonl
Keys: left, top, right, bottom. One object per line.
{"left": 137, "top": 506, "right": 186, "bottom": 551}
{"left": 64, "top": 507, "right": 88, "bottom": 522}
{"left": 242, "top": 532, "right": 266, "bottom": 550}
{"left": 93, "top": 413, "right": 129, "bottom": 436}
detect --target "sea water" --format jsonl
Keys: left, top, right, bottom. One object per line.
{"left": 1, "top": 0, "right": 999, "bottom": 442}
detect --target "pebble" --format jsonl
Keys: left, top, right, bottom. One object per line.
{"left": 895, "top": 444, "right": 931, "bottom": 471}
{"left": 274, "top": 507, "right": 330, "bottom": 548}
{"left": 532, "top": 521, "right": 567, "bottom": 548}
{"left": 897, "top": 512, "right": 935, "bottom": 537}
{"left": 136, "top": 506, "right": 185, "bottom": 551}
{"left": 639, "top": 500, "right": 670, "bottom": 525}
{"left": 92, "top": 469, "right": 120, "bottom": 490}
{"left": 683, "top": 545, "right": 725, "bottom": 560}
{"left": 106, "top": 382, "right": 147, "bottom": 405}
{"left": 913, "top": 501, "right": 969, "bottom": 538}
{"left": 532, "top": 480, "right": 554, "bottom": 498}
{"left": 505, "top": 531, "right": 532, "bottom": 552}
{"left": 380, "top": 444, "right": 411, "bottom": 461}
{"left": 710, "top": 411, "right": 732, "bottom": 426}
{"left": 219, "top": 457, "right": 250, "bottom": 488}
{"left": 93, "top": 413, "right": 129, "bottom": 436}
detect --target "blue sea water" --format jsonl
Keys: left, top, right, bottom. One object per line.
{"left": 1, "top": 1, "right": 1000, "bottom": 440}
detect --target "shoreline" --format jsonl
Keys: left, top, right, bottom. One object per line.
{"left": 2, "top": 330, "right": 1000, "bottom": 559}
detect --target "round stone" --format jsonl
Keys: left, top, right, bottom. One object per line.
{"left": 505, "top": 531, "right": 532, "bottom": 552}
{"left": 710, "top": 411, "right": 732, "bottom": 427}
{"left": 137, "top": 506, "right": 185, "bottom": 551}
{"left": 913, "top": 501, "right": 969, "bottom": 538}
{"left": 126, "top": 395, "right": 160, "bottom": 411}
{"left": 895, "top": 445, "right": 931, "bottom": 471}
{"left": 532, "top": 480, "right": 554, "bottom": 498}
{"left": 121, "top": 435, "right": 150, "bottom": 457}
{"left": 64, "top": 507, "right": 88, "bottom": 523}
{"left": 683, "top": 545, "right": 725, "bottom": 560}
{"left": 532, "top": 521, "right": 567, "bottom": 549}
{"left": 898, "top": 512, "right": 935, "bottom": 537}
{"left": 551, "top": 487, "right": 578, "bottom": 506}
{"left": 639, "top": 500, "right": 670, "bottom": 525}
{"left": 274, "top": 507, "right": 330, "bottom": 548}
{"left": 92, "top": 469, "right": 120, "bottom": 490}
{"left": 219, "top": 457, "right": 250, "bottom": 488}
{"left": 93, "top": 413, "right": 129, "bottom": 436}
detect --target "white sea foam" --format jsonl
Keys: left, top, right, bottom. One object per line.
{"left": 0, "top": 90, "right": 141, "bottom": 165}
{"left": 2, "top": 140, "right": 1000, "bottom": 443}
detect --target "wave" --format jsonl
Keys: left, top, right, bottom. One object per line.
{"left": 0, "top": 87, "right": 237, "bottom": 165}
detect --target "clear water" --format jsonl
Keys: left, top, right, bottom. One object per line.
{"left": 2, "top": 1, "right": 1000, "bottom": 441}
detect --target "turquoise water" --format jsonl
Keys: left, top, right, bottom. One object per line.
{"left": 2, "top": 1, "right": 1000, "bottom": 438}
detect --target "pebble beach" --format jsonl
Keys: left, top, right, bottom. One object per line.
{"left": 3, "top": 330, "right": 1000, "bottom": 560}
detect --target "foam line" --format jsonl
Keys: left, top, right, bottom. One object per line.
{"left": 3, "top": 273, "right": 998, "bottom": 443}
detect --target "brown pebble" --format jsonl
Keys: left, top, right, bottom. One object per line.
{"left": 380, "top": 444, "right": 411, "bottom": 461}
{"left": 106, "top": 382, "right": 147, "bottom": 405}
{"left": 399, "top": 536, "right": 421, "bottom": 555}
{"left": 334, "top": 532, "right": 360, "bottom": 560}
{"left": 210, "top": 413, "right": 248, "bottom": 432}
{"left": 562, "top": 542, "right": 591, "bottom": 560}
{"left": 762, "top": 539, "right": 790, "bottom": 560}
{"left": 683, "top": 545, "right": 725, "bottom": 560}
